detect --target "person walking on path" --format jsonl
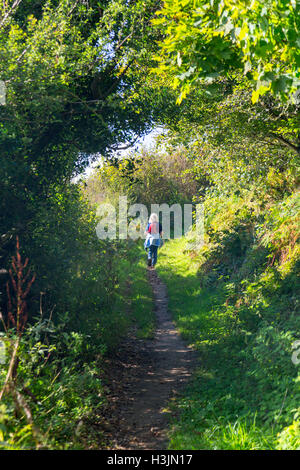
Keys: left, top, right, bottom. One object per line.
{"left": 144, "top": 213, "right": 163, "bottom": 269}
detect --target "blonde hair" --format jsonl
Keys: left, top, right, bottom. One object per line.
{"left": 149, "top": 213, "right": 158, "bottom": 223}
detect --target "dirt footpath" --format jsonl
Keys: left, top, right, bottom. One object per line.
{"left": 106, "top": 268, "right": 197, "bottom": 450}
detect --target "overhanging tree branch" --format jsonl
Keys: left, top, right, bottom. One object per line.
{"left": 0, "top": 0, "right": 23, "bottom": 30}
{"left": 269, "top": 132, "right": 300, "bottom": 155}
{"left": 111, "top": 134, "right": 140, "bottom": 151}
{"left": 102, "top": 58, "right": 135, "bottom": 100}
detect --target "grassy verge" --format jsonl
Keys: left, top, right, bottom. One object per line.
{"left": 156, "top": 236, "right": 300, "bottom": 450}
{"left": 118, "top": 242, "right": 155, "bottom": 340}
{"left": 0, "top": 241, "right": 154, "bottom": 449}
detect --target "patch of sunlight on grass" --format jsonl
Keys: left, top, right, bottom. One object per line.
{"left": 119, "top": 242, "right": 155, "bottom": 339}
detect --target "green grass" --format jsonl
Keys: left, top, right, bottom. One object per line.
{"left": 118, "top": 241, "right": 155, "bottom": 339}
{"left": 156, "top": 238, "right": 225, "bottom": 349}
{"left": 169, "top": 415, "right": 276, "bottom": 450}
{"left": 156, "top": 237, "right": 300, "bottom": 450}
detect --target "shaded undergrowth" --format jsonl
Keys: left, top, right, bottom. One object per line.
{"left": 0, "top": 242, "right": 154, "bottom": 449}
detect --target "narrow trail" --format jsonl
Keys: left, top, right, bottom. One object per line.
{"left": 105, "top": 268, "right": 197, "bottom": 450}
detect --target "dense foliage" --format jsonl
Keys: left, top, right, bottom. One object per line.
{"left": 153, "top": 0, "right": 300, "bottom": 103}
{"left": 157, "top": 185, "right": 299, "bottom": 449}
{"left": 0, "top": 0, "right": 299, "bottom": 450}
{"left": 0, "top": 0, "right": 161, "bottom": 448}
{"left": 91, "top": 135, "right": 299, "bottom": 449}
{"left": 0, "top": 0, "right": 166, "bottom": 320}
{"left": 84, "top": 147, "right": 199, "bottom": 207}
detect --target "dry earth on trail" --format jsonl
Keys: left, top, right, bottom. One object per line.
{"left": 104, "top": 268, "right": 197, "bottom": 450}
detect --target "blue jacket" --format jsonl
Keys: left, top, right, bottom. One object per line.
{"left": 144, "top": 222, "right": 163, "bottom": 249}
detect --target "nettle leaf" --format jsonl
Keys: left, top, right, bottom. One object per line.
{"left": 272, "top": 75, "right": 293, "bottom": 93}
{"left": 255, "top": 39, "right": 274, "bottom": 58}
{"left": 259, "top": 71, "right": 276, "bottom": 86}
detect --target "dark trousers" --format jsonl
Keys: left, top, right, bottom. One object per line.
{"left": 148, "top": 244, "right": 158, "bottom": 266}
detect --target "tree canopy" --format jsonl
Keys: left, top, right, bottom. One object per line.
{"left": 152, "top": 0, "right": 300, "bottom": 103}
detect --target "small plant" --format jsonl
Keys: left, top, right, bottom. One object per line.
{"left": 0, "top": 236, "right": 43, "bottom": 447}
{"left": 5, "top": 236, "right": 36, "bottom": 336}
